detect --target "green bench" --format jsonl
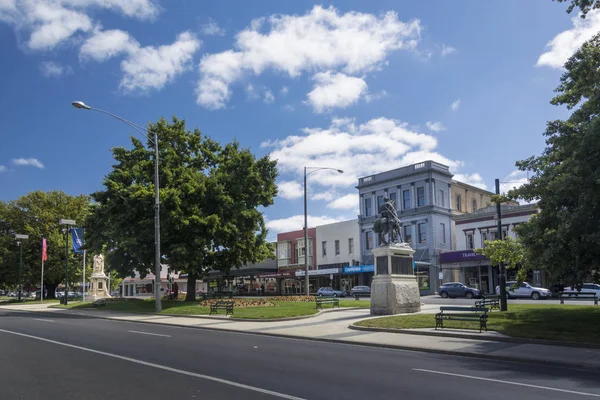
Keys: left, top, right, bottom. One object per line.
{"left": 315, "top": 296, "right": 340, "bottom": 309}
{"left": 559, "top": 292, "right": 598, "bottom": 305}
{"left": 475, "top": 295, "right": 500, "bottom": 311}
{"left": 435, "top": 306, "right": 489, "bottom": 332}
{"left": 209, "top": 301, "right": 234, "bottom": 315}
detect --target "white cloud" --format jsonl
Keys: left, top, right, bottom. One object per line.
{"left": 0, "top": 0, "right": 159, "bottom": 50}
{"left": 305, "top": 72, "right": 368, "bottom": 113}
{"left": 283, "top": 104, "right": 295, "bottom": 112}
{"left": 266, "top": 214, "right": 343, "bottom": 233}
{"left": 0, "top": 165, "right": 6, "bottom": 173}
{"left": 262, "top": 117, "right": 467, "bottom": 190}
{"left": 13, "top": 157, "right": 44, "bottom": 169}
{"left": 200, "top": 19, "right": 225, "bottom": 36}
{"left": 80, "top": 29, "right": 201, "bottom": 92}
{"left": 537, "top": 9, "right": 600, "bottom": 69}
{"left": 196, "top": 5, "right": 421, "bottom": 109}
{"left": 327, "top": 193, "right": 357, "bottom": 210}
{"left": 500, "top": 170, "right": 529, "bottom": 194}
{"left": 365, "top": 90, "right": 387, "bottom": 103}
{"left": 39, "top": 60, "right": 72, "bottom": 77}
{"left": 311, "top": 190, "right": 337, "bottom": 201}
{"left": 264, "top": 89, "right": 275, "bottom": 103}
{"left": 441, "top": 44, "right": 457, "bottom": 56}
{"left": 451, "top": 99, "right": 460, "bottom": 111}
{"left": 281, "top": 86, "right": 289, "bottom": 95}
{"left": 277, "top": 180, "right": 303, "bottom": 199}
{"left": 426, "top": 121, "right": 446, "bottom": 132}
{"left": 453, "top": 173, "right": 487, "bottom": 190}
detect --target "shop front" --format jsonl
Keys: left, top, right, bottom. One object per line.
{"left": 341, "top": 265, "right": 374, "bottom": 292}
{"left": 295, "top": 268, "right": 341, "bottom": 294}
{"left": 256, "top": 271, "right": 297, "bottom": 295}
{"left": 439, "top": 250, "right": 496, "bottom": 294}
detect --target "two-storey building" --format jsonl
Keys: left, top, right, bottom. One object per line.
{"left": 276, "top": 227, "right": 316, "bottom": 294}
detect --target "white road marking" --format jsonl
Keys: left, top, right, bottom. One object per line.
{"left": 32, "top": 318, "right": 54, "bottom": 323}
{"left": 414, "top": 368, "right": 600, "bottom": 397}
{"left": 0, "top": 328, "right": 306, "bottom": 400}
{"left": 128, "top": 330, "right": 171, "bottom": 338}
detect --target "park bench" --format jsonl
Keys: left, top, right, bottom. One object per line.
{"left": 475, "top": 295, "right": 500, "bottom": 311}
{"left": 435, "top": 306, "right": 489, "bottom": 332}
{"left": 559, "top": 292, "right": 598, "bottom": 305}
{"left": 315, "top": 296, "right": 340, "bottom": 309}
{"left": 209, "top": 301, "right": 235, "bottom": 315}
{"left": 353, "top": 292, "right": 370, "bottom": 300}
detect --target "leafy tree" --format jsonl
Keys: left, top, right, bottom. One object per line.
{"left": 554, "top": 0, "right": 600, "bottom": 17}
{"left": 475, "top": 238, "right": 528, "bottom": 282}
{"left": 0, "top": 191, "right": 90, "bottom": 298}
{"left": 509, "top": 33, "right": 600, "bottom": 285}
{"left": 87, "top": 117, "right": 278, "bottom": 301}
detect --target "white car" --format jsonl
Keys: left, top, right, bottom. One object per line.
{"left": 496, "top": 281, "right": 552, "bottom": 300}
{"left": 562, "top": 283, "right": 600, "bottom": 297}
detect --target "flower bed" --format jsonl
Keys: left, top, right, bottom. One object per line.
{"left": 267, "top": 296, "right": 316, "bottom": 302}
{"left": 198, "top": 298, "right": 274, "bottom": 308}
{"left": 93, "top": 297, "right": 142, "bottom": 306}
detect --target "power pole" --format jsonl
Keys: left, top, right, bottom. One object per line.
{"left": 495, "top": 179, "right": 508, "bottom": 312}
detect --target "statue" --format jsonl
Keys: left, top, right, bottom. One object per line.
{"left": 373, "top": 197, "right": 404, "bottom": 245}
{"left": 93, "top": 254, "right": 104, "bottom": 275}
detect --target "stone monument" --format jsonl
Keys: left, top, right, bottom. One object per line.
{"left": 89, "top": 254, "right": 111, "bottom": 300}
{"left": 370, "top": 197, "right": 421, "bottom": 315}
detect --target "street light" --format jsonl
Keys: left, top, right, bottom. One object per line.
{"left": 72, "top": 101, "right": 163, "bottom": 312}
{"left": 303, "top": 167, "right": 344, "bottom": 296}
{"left": 15, "top": 234, "right": 29, "bottom": 301}
{"left": 59, "top": 219, "right": 75, "bottom": 305}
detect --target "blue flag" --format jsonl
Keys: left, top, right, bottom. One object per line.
{"left": 71, "top": 228, "right": 84, "bottom": 254}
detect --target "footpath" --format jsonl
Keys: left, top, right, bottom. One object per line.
{"left": 3, "top": 302, "right": 600, "bottom": 371}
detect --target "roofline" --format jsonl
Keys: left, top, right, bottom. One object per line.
{"left": 451, "top": 180, "right": 495, "bottom": 196}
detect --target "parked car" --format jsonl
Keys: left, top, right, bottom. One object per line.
{"left": 496, "top": 281, "right": 551, "bottom": 300}
{"left": 316, "top": 287, "right": 346, "bottom": 297}
{"left": 7, "top": 292, "right": 17, "bottom": 297}
{"left": 562, "top": 283, "right": 600, "bottom": 297}
{"left": 349, "top": 286, "right": 371, "bottom": 296}
{"left": 438, "top": 282, "right": 482, "bottom": 299}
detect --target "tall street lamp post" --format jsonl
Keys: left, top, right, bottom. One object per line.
{"left": 59, "top": 219, "right": 75, "bottom": 305}
{"left": 72, "top": 101, "right": 162, "bottom": 312}
{"left": 15, "top": 234, "right": 29, "bottom": 301}
{"left": 303, "top": 167, "right": 344, "bottom": 296}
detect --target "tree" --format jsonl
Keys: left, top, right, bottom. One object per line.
{"left": 475, "top": 237, "right": 528, "bottom": 282}
{"left": 554, "top": 0, "right": 600, "bottom": 17}
{"left": 0, "top": 191, "right": 90, "bottom": 298}
{"left": 509, "top": 33, "right": 600, "bottom": 285}
{"left": 87, "top": 117, "right": 278, "bottom": 301}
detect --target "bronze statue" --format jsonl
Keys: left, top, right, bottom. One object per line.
{"left": 373, "top": 197, "right": 403, "bottom": 245}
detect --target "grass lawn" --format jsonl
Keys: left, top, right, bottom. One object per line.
{"left": 355, "top": 304, "right": 600, "bottom": 344}
{"left": 339, "top": 299, "right": 370, "bottom": 308}
{"left": 0, "top": 297, "right": 60, "bottom": 304}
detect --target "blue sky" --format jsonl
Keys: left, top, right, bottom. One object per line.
{"left": 1, "top": 0, "right": 598, "bottom": 238}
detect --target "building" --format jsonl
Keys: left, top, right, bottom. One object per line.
{"left": 276, "top": 227, "right": 316, "bottom": 294}
{"left": 439, "top": 203, "right": 541, "bottom": 294}
{"left": 356, "top": 160, "right": 498, "bottom": 295}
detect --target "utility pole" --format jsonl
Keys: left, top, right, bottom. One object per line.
{"left": 495, "top": 179, "right": 508, "bottom": 312}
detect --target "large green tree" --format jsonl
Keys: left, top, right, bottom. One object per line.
{"left": 510, "top": 33, "right": 600, "bottom": 285}
{"left": 86, "top": 117, "right": 278, "bottom": 301}
{"left": 0, "top": 191, "right": 90, "bottom": 298}
{"left": 554, "top": 0, "right": 600, "bottom": 17}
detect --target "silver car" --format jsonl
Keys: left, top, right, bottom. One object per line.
{"left": 316, "top": 287, "right": 345, "bottom": 297}
{"left": 496, "top": 281, "right": 551, "bottom": 300}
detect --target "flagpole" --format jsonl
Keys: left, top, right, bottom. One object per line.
{"left": 83, "top": 250, "right": 86, "bottom": 302}
{"left": 41, "top": 258, "right": 44, "bottom": 302}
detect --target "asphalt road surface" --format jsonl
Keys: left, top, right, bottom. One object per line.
{"left": 1, "top": 309, "right": 599, "bottom": 400}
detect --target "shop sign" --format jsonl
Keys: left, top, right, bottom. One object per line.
{"left": 342, "top": 265, "right": 374, "bottom": 274}
{"left": 439, "top": 250, "right": 487, "bottom": 264}
{"left": 256, "top": 271, "right": 295, "bottom": 279}
{"left": 296, "top": 268, "right": 339, "bottom": 277}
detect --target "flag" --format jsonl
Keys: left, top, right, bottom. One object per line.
{"left": 42, "top": 238, "right": 47, "bottom": 261}
{"left": 71, "top": 228, "right": 84, "bottom": 254}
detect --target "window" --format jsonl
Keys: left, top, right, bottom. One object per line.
{"left": 297, "top": 238, "right": 313, "bottom": 258}
{"left": 321, "top": 241, "right": 327, "bottom": 257}
{"left": 348, "top": 238, "right": 354, "bottom": 254}
{"left": 418, "top": 223, "right": 427, "bottom": 244}
{"left": 403, "top": 225, "right": 412, "bottom": 245}
{"left": 440, "top": 223, "right": 446, "bottom": 244}
{"left": 364, "top": 197, "right": 372, "bottom": 216}
{"left": 365, "top": 231, "right": 373, "bottom": 250}
{"left": 439, "top": 189, "right": 445, "bottom": 207}
{"left": 389, "top": 191, "right": 397, "bottom": 208}
{"left": 417, "top": 187, "right": 425, "bottom": 207}
{"left": 335, "top": 240, "right": 340, "bottom": 255}
{"left": 456, "top": 195, "right": 462, "bottom": 211}
{"left": 377, "top": 195, "right": 384, "bottom": 209}
{"left": 472, "top": 199, "right": 477, "bottom": 212}
{"left": 466, "top": 233, "right": 474, "bottom": 249}
{"left": 403, "top": 190, "right": 411, "bottom": 209}
{"left": 482, "top": 232, "right": 489, "bottom": 246}
{"left": 277, "top": 242, "right": 291, "bottom": 259}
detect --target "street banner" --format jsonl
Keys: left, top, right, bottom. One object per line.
{"left": 71, "top": 228, "right": 84, "bottom": 254}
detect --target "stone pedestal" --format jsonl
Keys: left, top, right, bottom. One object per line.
{"left": 89, "top": 273, "right": 111, "bottom": 300}
{"left": 370, "top": 243, "right": 421, "bottom": 315}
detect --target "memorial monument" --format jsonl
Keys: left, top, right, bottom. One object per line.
{"left": 370, "top": 197, "right": 421, "bottom": 315}
{"left": 89, "top": 254, "right": 111, "bottom": 300}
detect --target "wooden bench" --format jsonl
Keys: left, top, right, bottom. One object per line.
{"left": 559, "top": 292, "right": 598, "bottom": 305}
{"left": 209, "top": 301, "right": 235, "bottom": 315}
{"left": 475, "top": 295, "right": 500, "bottom": 311}
{"left": 353, "top": 292, "right": 370, "bottom": 300}
{"left": 435, "top": 306, "right": 489, "bottom": 332}
{"left": 315, "top": 296, "right": 340, "bottom": 309}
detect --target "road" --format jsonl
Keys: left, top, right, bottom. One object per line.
{"left": 420, "top": 295, "right": 566, "bottom": 306}
{"left": 1, "top": 309, "right": 599, "bottom": 400}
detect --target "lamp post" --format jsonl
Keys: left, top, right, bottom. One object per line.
{"left": 15, "top": 234, "right": 29, "bottom": 301}
{"left": 303, "top": 167, "right": 344, "bottom": 296}
{"left": 59, "top": 219, "right": 75, "bottom": 305}
{"left": 495, "top": 179, "right": 508, "bottom": 312}
{"left": 72, "top": 101, "right": 162, "bottom": 312}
